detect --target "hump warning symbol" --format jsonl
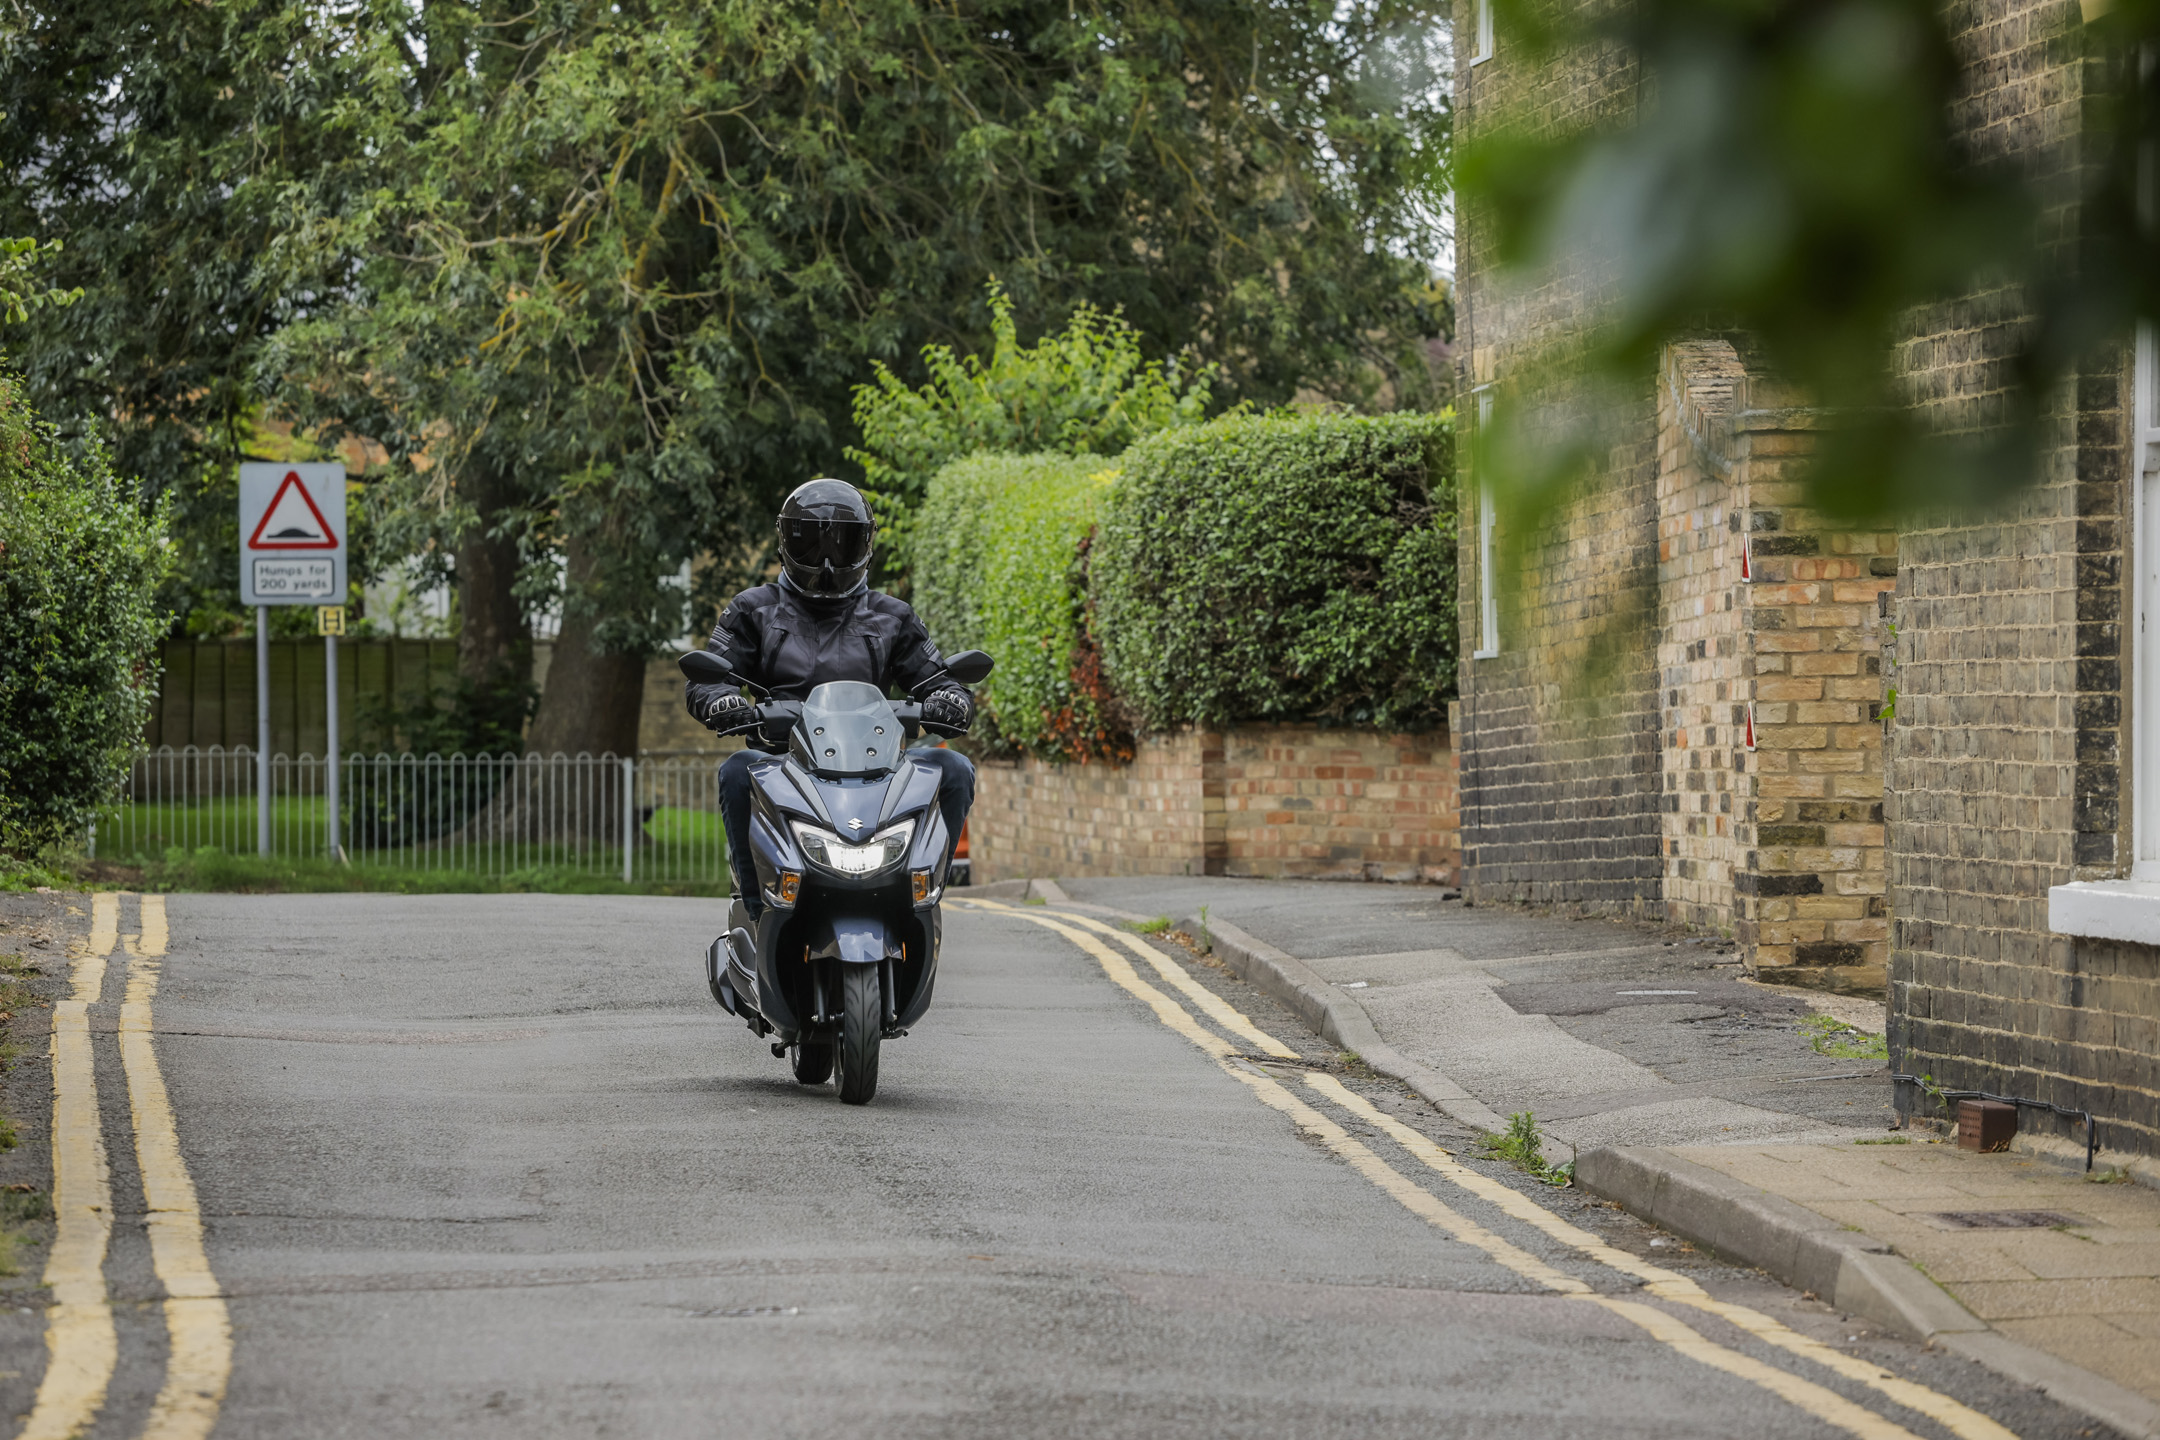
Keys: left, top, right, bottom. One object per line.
{"left": 247, "top": 470, "right": 339, "bottom": 550}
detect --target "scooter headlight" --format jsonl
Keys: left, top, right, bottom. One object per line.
{"left": 791, "top": 819, "right": 914, "bottom": 878}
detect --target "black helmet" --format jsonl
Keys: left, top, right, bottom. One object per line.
{"left": 777, "top": 478, "right": 875, "bottom": 595}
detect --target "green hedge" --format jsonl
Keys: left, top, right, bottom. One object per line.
{"left": 1093, "top": 412, "right": 1455, "bottom": 731}
{"left": 0, "top": 368, "right": 169, "bottom": 854}
{"left": 911, "top": 453, "right": 1127, "bottom": 761}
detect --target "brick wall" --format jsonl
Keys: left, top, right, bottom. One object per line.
{"left": 1884, "top": 0, "right": 2159, "bottom": 1159}
{"left": 1733, "top": 376, "right": 1899, "bottom": 992}
{"left": 969, "top": 725, "right": 1459, "bottom": 885}
{"left": 1455, "top": 0, "right": 1664, "bottom": 916}
{"left": 1657, "top": 343, "right": 1748, "bottom": 933}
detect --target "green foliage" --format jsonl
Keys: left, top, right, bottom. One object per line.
{"left": 850, "top": 284, "right": 1213, "bottom": 567}
{"left": 1093, "top": 413, "right": 1457, "bottom": 732}
{"left": 0, "top": 1, "right": 363, "bottom": 634}
{"left": 136, "top": 846, "right": 719, "bottom": 897}
{"left": 1800, "top": 1014, "right": 1889, "bottom": 1062}
{"left": 1462, "top": 0, "right": 2160, "bottom": 521}
{"left": 0, "top": 238, "right": 81, "bottom": 326}
{"left": 1482, "top": 1111, "right": 1572, "bottom": 1186}
{"left": 913, "top": 453, "right": 1128, "bottom": 761}
{"left": 1128, "top": 916, "right": 1174, "bottom": 935}
{"left": 0, "top": 371, "right": 169, "bottom": 855}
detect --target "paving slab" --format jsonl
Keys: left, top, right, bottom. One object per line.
{"left": 1665, "top": 1140, "right": 2160, "bottom": 1406}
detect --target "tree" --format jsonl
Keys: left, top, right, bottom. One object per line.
{"left": 266, "top": 0, "right": 1452, "bottom": 757}
{"left": 850, "top": 281, "right": 1215, "bottom": 572}
{"left": 0, "top": 0, "right": 366, "bottom": 634}
{"left": 0, "top": 368, "right": 169, "bottom": 855}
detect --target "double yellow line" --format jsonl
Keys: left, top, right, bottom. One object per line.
{"left": 27, "top": 893, "right": 231, "bottom": 1440}
{"left": 957, "top": 898, "right": 2015, "bottom": 1440}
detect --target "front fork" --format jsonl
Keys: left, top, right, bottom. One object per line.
{"left": 803, "top": 958, "right": 900, "bottom": 1035}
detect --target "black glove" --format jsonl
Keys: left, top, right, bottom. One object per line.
{"left": 920, "top": 688, "right": 973, "bottom": 733}
{"left": 701, "top": 692, "right": 758, "bottom": 733}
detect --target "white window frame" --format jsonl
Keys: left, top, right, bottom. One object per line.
{"left": 1470, "top": 0, "right": 1495, "bottom": 65}
{"left": 2135, "top": 322, "right": 2160, "bottom": 880}
{"left": 1472, "top": 387, "right": 1499, "bottom": 659}
{"left": 2049, "top": 323, "right": 2160, "bottom": 938}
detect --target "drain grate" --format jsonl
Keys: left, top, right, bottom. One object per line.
{"left": 1926, "top": 1210, "right": 2082, "bottom": 1230}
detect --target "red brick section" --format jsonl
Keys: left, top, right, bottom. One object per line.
{"left": 969, "top": 724, "right": 1460, "bottom": 884}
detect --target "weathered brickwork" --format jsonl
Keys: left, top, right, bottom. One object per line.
{"left": 1883, "top": 0, "right": 2159, "bottom": 1159}
{"left": 1454, "top": 0, "right": 1664, "bottom": 916}
{"left": 1657, "top": 343, "right": 1748, "bottom": 933}
{"left": 1459, "top": 0, "right": 2154, "bottom": 1157}
{"left": 970, "top": 726, "right": 1459, "bottom": 885}
{"left": 1732, "top": 378, "right": 1899, "bottom": 992}
{"left": 1646, "top": 343, "right": 1897, "bottom": 988}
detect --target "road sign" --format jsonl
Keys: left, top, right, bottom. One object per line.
{"left": 317, "top": 605, "right": 346, "bottom": 636}
{"left": 239, "top": 463, "right": 346, "bottom": 605}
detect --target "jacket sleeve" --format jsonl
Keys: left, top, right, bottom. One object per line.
{"left": 884, "top": 602, "right": 964, "bottom": 698}
{"left": 683, "top": 595, "right": 762, "bottom": 721}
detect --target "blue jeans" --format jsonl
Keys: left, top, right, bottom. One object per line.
{"left": 720, "top": 746, "right": 975, "bottom": 914}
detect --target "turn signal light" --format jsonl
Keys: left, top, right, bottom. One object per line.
{"left": 777, "top": 871, "right": 802, "bottom": 904}
{"left": 910, "top": 869, "right": 933, "bottom": 903}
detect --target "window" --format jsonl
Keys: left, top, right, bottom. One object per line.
{"left": 1473, "top": 388, "right": 1499, "bottom": 659}
{"left": 1470, "top": 0, "right": 1495, "bottom": 65}
{"left": 2136, "top": 324, "right": 2160, "bottom": 879}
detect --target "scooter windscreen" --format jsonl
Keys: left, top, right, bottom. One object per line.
{"left": 797, "top": 681, "right": 904, "bottom": 775}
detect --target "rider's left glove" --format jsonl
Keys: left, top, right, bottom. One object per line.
{"left": 702, "top": 692, "right": 758, "bottom": 733}
{"left": 920, "top": 687, "right": 973, "bottom": 733}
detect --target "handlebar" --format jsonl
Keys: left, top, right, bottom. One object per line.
{"left": 711, "top": 697, "right": 963, "bottom": 745}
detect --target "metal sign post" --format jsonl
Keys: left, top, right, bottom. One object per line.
{"left": 238, "top": 463, "right": 347, "bottom": 859}
{"left": 319, "top": 605, "right": 346, "bottom": 862}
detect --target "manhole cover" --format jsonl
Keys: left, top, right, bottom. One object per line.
{"left": 1926, "top": 1210, "right": 2082, "bottom": 1230}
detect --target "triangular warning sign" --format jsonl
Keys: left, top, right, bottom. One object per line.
{"left": 248, "top": 470, "right": 338, "bottom": 550}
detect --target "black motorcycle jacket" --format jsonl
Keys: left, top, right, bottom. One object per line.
{"left": 683, "top": 575, "right": 965, "bottom": 733}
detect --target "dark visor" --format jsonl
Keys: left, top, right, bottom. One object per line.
{"left": 781, "top": 518, "right": 872, "bottom": 571}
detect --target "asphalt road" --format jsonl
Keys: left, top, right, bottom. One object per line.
{"left": 48, "top": 892, "right": 2123, "bottom": 1439}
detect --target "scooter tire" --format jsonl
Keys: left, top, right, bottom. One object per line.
{"left": 834, "top": 965, "right": 882, "bottom": 1105}
{"left": 792, "top": 1041, "right": 834, "bottom": 1086}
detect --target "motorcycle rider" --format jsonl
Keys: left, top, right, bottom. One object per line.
{"left": 686, "top": 478, "right": 975, "bottom": 917}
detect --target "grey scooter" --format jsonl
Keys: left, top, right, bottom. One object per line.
{"left": 679, "top": 646, "right": 994, "bottom": 1104}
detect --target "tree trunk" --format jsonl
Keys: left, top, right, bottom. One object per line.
{"left": 455, "top": 457, "right": 529, "bottom": 691}
{"left": 453, "top": 536, "right": 644, "bottom": 846}
{"left": 527, "top": 538, "right": 644, "bottom": 758}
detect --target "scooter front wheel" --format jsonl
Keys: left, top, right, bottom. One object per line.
{"left": 834, "top": 965, "right": 882, "bottom": 1105}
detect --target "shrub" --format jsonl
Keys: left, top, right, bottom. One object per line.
{"left": 0, "top": 368, "right": 169, "bottom": 854}
{"left": 849, "top": 284, "right": 1212, "bottom": 571}
{"left": 1092, "top": 412, "right": 1455, "bottom": 732}
{"left": 911, "top": 453, "right": 1129, "bottom": 762}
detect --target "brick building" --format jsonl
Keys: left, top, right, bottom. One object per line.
{"left": 1455, "top": 0, "right": 2159, "bottom": 1162}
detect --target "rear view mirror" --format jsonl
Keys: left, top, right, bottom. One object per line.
{"left": 945, "top": 650, "right": 994, "bottom": 686}
{"left": 679, "top": 650, "right": 734, "bottom": 685}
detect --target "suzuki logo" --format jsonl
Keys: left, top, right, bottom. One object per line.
{"left": 847, "top": 818, "right": 864, "bottom": 832}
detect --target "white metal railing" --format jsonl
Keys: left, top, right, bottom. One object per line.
{"left": 92, "top": 746, "right": 729, "bottom": 887}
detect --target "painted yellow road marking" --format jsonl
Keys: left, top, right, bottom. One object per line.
{"left": 120, "top": 894, "right": 233, "bottom": 1440}
{"left": 966, "top": 899, "right": 1299, "bottom": 1058}
{"left": 960, "top": 899, "right": 1947, "bottom": 1440}
{"left": 22, "top": 894, "right": 119, "bottom": 1440}
{"left": 1304, "top": 1073, "right": 2017, "bottom": 1440}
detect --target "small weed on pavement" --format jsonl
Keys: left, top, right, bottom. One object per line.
{"left": 1799, "top": 1013, "right": 1889, "bottom": 1062}
{"left": 1127, "top": 916, "right": 1174, "bottom": 935}
{"left": 1482, "top": 1110, "right": 1574, "bottom": 1187}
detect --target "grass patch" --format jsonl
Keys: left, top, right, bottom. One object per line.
{"left": 1127, "top": 915, "right": 1174, "bottom": 935}
{"left": 1854, "top": 1135, "right": 1911, "bottom": 1145}
{"left": 1800, "top": 1013, "right": 1889, "bottom": 1062}
{"left": 140, "top": 847, "right": 727, "bottom": 898}
{"left": 2089, "top": 1167, "right": 2132, "bottom": 1184}
{"left": 1482, "top": 1111, "right": 1573, "bottom": 1187}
